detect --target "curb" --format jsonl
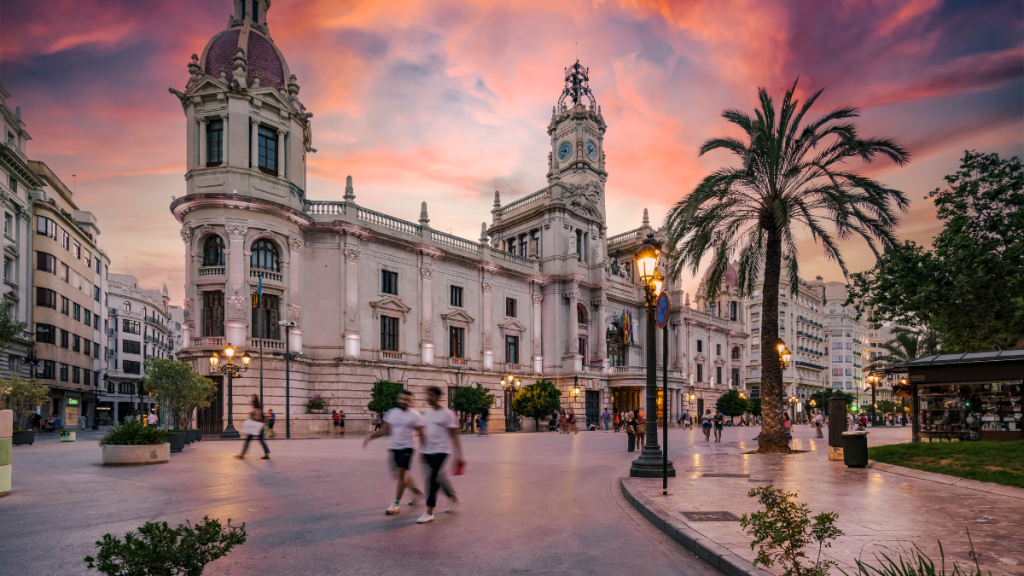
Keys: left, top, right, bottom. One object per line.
{"left": 866, "top": 460, "right": 1024, "bottom": 500}
{"left": 619, "top": 477, "right": 772, "bottom": 576}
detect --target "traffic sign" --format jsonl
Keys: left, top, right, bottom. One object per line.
{"left": 655, "top": 292, "right": 670, "bottom": 328}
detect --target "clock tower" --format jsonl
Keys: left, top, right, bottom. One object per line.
{"left": 547, "top": 60, "right": 608, "bottom": 220}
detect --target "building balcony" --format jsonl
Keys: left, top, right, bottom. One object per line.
{"left": 250, "top": 269, "right": 283, "bottom": 283}
{"left": 190, "top": 336, "right": 225, "bottom": 349}
{"left": 378, "top": 350, "right": 405, "bottom": 362}
{"left": 503, "top": 362, "right": 524, "bottom": 373}
{"left": 250, "top": 338, "right": 285, "bottom": 352}
{"left": 449, "top": 357, "right": 470, "bottom": 367}
{"left": 198, "top": 266, "right": 224, "bottom": 278}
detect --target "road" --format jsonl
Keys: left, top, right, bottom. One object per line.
{"left": 0, "top": 424, "right": 746, "bottom": 575}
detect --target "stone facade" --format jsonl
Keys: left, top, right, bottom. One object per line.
{"left": 170, "top": 2, "right": 750, "bottom": 434}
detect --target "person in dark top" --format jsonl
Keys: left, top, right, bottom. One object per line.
{"left": 477, "top": 406, "right": 488, "bottom": 436}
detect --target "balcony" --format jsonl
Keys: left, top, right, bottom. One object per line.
{"left": 577, "top": 323, "right": 588, "bottom": 333}
{"left": 581, "top": 365, "right": 604, "bottom": 374}
{"left": 251, "top": 338, "right": 285, "bottom": 351}
{"left": 250, "top": 269, "right": 283, "bottom": 283}
{"left": 504, "top": 363, "right": 524, "bottom": 373}
{"left": 198, "top": 266, "right": 225, "bottom": 278}
{"left": 191, "top": 336, "right": 225, "bottom": 349}
{"left": 379, "top": 350, "right": 405, "bottom": 362}
{"left": 449, "top": 357, "right": 470, "bottom": 367}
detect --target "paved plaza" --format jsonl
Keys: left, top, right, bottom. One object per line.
{"left": 2, "top": 424, "right": 1021, "bottom": 575}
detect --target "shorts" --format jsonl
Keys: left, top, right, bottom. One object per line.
{"left": 713, "top": 425, "right": 723, "bottom": 431}
{"left": 333, "top": 421, "right": 340, "bottom": 427}
{"left": 267, "top": 421, "right": 275, "bottom": 428}
{"left": 339, "top": 420, "right": 345, "bottom": 428}
{"left": 702, "top": 423, "right": 712, "bottom": 429}
{"left": 391, "top": 448, "right": 414, "bottom": 470}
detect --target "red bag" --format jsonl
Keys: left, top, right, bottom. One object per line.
{"left": 453, "top": 459, "right": 466, "bottom": 476}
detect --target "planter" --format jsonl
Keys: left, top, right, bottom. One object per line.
{"left": 12, "top": 430, "right": 34, "bottom": 446}
{"left": 166, "top": 433, "right": 186, "bottom": 452}
{"left": 60, "top": 432, "right": 76, "bottom": 442}
{"left": 102, "top": 443, "right": 170, "bottom": 466}
{"left": 308, "top": 408, "right": 325, "bottom": 414}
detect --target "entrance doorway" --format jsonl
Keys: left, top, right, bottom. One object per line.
{"left": 612, "top": 387, "right": 642, "bottom": 414}
{"left": 197, "top": 376, "right": 224, "bottom": 436}
{"left": 585, "top": 390, "right": 600, "bottom": 428}
{"left": 697, "top": 398, "right": 705, "bottom": 417}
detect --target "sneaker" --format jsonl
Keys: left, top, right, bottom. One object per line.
{"left": 446, "top": 495, "right": 460, "bottom": 513}
{"left": 416, "top": 513, "right": 434, "bottom": 524}
{"left": 385, "top": 503, "right": 401, "bottom": 515}
{"left": 234, "top": 454, "right": 244, "bottom": 459}
{"left": 261, "top": 454, "right": 271, "bottom": 459}
{"left": 407, "top": 489, "right": 423, "bottom": 506}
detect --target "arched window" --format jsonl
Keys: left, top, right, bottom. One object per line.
{"left": 731, "top": 346, "right": 740, "bottom": 360}
{"left": 250, "top": 239, "right": 279, "bottom": 272}
{"left": 203, "top": 235, "right": 225, "bottom": 267}
{"left": 123, "top": 302, "right": 131, "bottom": 312}
{"left": 577, "top": 303, "right": 588, "bottom": 324}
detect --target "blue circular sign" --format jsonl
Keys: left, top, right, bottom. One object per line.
{"left": 656, "top": 292, "right": 670, "bottom": 328}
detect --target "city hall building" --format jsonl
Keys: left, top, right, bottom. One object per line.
{"left": 171, "top": 1, "right": 750, "bottom": 434}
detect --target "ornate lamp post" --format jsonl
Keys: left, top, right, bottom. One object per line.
{"left": 865, "top": 373, "right": 881, "bottom": 426}
{"left": 629, "top": 234, "right": 675, "bottom": 478}
{"left": 788, "top": 394, "right": 799, "bottom": 425}
{"left": 210, "top": 344, "right": 251, "bottom": 439}
{"left": 500, "top": 373, "right": 521, "bottom": 432}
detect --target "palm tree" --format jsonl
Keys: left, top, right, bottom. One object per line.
{"left": 867, "top": 327, "right": 940, "bottom": 371}
{"left": 665, "top": 80, "right": 910, "bottom": 453}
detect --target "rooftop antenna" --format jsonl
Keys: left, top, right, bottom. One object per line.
{"left": 72, "top": 174, "right": 76, "bottom": 198}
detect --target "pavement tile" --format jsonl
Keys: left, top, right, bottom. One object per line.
{"left": 625, "top": 426, "right": 1024, "bottom": 575}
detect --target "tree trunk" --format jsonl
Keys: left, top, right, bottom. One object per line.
{"left": 758, "top": 231, "right": 791, "bottom": 454}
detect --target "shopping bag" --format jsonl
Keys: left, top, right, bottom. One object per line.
{"left": 453, "top": 459, "right": 466, "bottom": 476}
{"left": 241, "top": 419, "right": 263, "bottom": 436}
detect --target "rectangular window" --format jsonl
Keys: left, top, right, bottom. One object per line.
{"left": 61, "top": 230, "right": 70, "bottom": 250}
{"left": 380, "top": 316, "right": 399, "bottom": 352}
{"left": 833, "top": 341, "right": 843, "bottom": 350}
{"left": 71, "top": 270, "right": 81, "bottom": 290}
{"left": 36, "top": 251, "right": 56, "bottom": 273}
{"left": 752, "top": 321, "right": 759, "bottom": 331}
{"left": 123, "top": 340, "right": 141, "bottom": 354}
{"left": 72, "top": 367, "right": 80, "bottom": 384}
{"left": 60, "top": 330, "right": 69, "bottom": 349}
{"left": 83, "top": 250, "right": 91, "bottom": 268}
{"left": 202, "top": 291, "right": 225, "bottom": 337}
{"left": 207, "top": 119, "right": 224, "bottom": 166}
{"left": 94, "top": 343, "right": 100, "bottom": 358}
{"left": 450, "top": 285, "right": 463, "bottom": 307}
{"left": 72, "top": 335, "right": 81, "bottom": 353}
{"left": 506, "top": 335, "right": 519, "bottom": 364}
{"left": 716, "top": 344, "right": 721, "bottom": 356}
{"left": 37, "top": 360, "right": 55, "bottom": 380}
{"left": 506, "top": 297, "right": 517, "bottom": 318}
{"left": 84, "top": 369, "right": 91, "bottom": 386}
{"left": 36, "top": 287, "right": 57, "bottom": 309}
{"left": 381, "top": 270, "right": 398, "bottom": 295}
{"left": 59, "top": 363, "right": 69, "bottom": 382}
{"left": 36, "top": 216, "right": 56, "bottom": 239}
{"left": 696, "top": 364, "right": 703, "bottom": 382}
{"left": 84, "top": 339, "right": 91, "bottom": 356}
{"left": 36, "top": 323, "right": 56, "bottom": 344}
{"left": 833, "top": 368, "right": 843, "bottom": 376}
{"left": 60, "top": 262, "right": 68, "bottom": 282}
{"left": 72, "top": 242, "right": 81, "bottom": 258}
{"left": 84, "top": 309, "right": 92, "bottom": 327}
{"left": 73, "top": 302, "right": 81, "bottom": 321}
{"left": 729, "top": 301, "right": 737, "bottom": 321}
{"left": 123, "top": 320, "right": 141, "bottom": 335}
{"left": 257, "top": 125, "right": 278, "bottom": 175}
{"left": 123, "top": 360, "right": 141, "bottom": 375}
{"left": 449, "top": 326, "right": 465, "bottom": 359}
{"left": 94, "top": 286, "right": 101, "bottom": 301}
{"left": 717, "top": 366, "right": 723, "bottom": 384}
{"left": 697, "top": 339, "right": 703, "bottom": 353}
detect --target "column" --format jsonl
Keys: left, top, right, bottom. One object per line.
{"left": 481, "top": 279, "right": 493, "bottom": 370}
{"left": 532, "top": 291, "right": 543, "bottom": 374}
{"left": 565, "top": 284, "right": 581, "bottom": 372}
{"left": 220, "top": 113, "right": 229, "bottom": 167}
{"left": 593, "top": 295, "right": 607, "bottom": 370}
{"left": 250, "top": 118, "right": 260, "bottom": 169}
{"left": 287, "top": 237, "right": 303, "bottom": 351}
{"left": 343, "top": 241, "right": 360, "bottom": 359}
{"left": 420, "top": 263, "right": 434, "bottom": 365}
{"left": 197, "top": 117, "right": 207, "bottom": 168}
{"left": 277, "top": 129, "right": 286, "bottom": 179}
{"left": 223, "top": 224, "right": 248, "bottom": 347}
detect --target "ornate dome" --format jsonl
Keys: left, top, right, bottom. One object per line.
{"left": 199, "top": 2, "right": 289, "bottom": 89}
{"left": 703, "top": 262, "right": 738, "bottom": 289}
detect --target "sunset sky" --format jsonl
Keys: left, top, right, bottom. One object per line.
{"left": 2, "top": 0, "right": 1021, "bottom": 303}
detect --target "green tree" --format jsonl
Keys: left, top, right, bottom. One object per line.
{"left": 367, "top": 380, "right": 403, "bottom": 416}
{"left": 510, "top": 380, "right": 561, "bottom": 431}
{"left": 716, "top": 389, "right": 748, "bottom": 423}
{"left": 866, "top": 327, "right": 941, "bottom": 371}
{"left": 747, "top": 397, "right": 762, "bottom": 418}
{"left": 0, "top": 376, "right": 49, "bottom": 430}
{"left": 450, "top": 383, "right": 495, "bottom": 432}
{"left": 848, "top": 151, "right": 1024, "bottom": 352}
{"left": 665, "top": 80, "right": 909, "bottom": 453}
{"left": 740, "top": 486, "right": 843, "bottom": 576}
{"left": 0, "top": 300, "right": 25, "bottom": 356}
{"left": 143, "top": 358, "right": 217, "bottom": 430}
{"left": 808, "top": 390, "right": 854, "bottom": 417}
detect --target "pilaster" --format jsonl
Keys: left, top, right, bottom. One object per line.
{"left": 343, "top": 240, "right": 361, "bottom": 359}
{"left": 420, "top": 262, "right": 434, "bottom": 365}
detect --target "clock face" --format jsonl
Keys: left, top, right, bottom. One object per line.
{"left": 586, "top": 141, "right": 598, "bottom": 161}
{"left": 558, "top": 141, "right": 573, "bottom": 162}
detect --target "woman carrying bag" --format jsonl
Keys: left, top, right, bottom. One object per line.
{"left": 236, "top": 395, "right": 270, "bottom": 460}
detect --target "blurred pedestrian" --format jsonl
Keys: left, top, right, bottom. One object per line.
{"left": 625, "top": 411, "right": 636, "bottom": 451}
{"left": 236, "top": 395, "right": 270, "bottom": 460}
{"left": 266, "top": 409, "right": 277, "bottom": 437}
{"left": 635, "top": 410, "right": 646, "bottom": 448}
{"left": 700, "top": 409, "right": 713, "bottom": 441}
{"left": 602, "top": 408, "right": 610, "bottom": 432}
{"left": 713, "top": 411, "right": 724, "bottom": 443}
{"left": 416, "top": 386, "right": 463, "bottom": 524}
{"left": 339, "top": 410, "right": 346, "bottom": 435}
{"left": 332, "top": 410, "right": 341, "bottom": 434}
{"left": 364, "top": 389, "right": 424, "bottom": 515}
{"left": 477, "top": 406, "right": 488, "bottom": 436}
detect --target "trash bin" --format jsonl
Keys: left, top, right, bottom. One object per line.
{"left": 841, "top": 431, "right": 869, "bottom": 468}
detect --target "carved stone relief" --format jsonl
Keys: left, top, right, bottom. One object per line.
{"left": 288, "top": 304, "right": 301, "bottom": 327}
{"left": 288, "top": 236, "right": 304, "bottom": 253}
{"left": 225, "top": 223, "right": 247, "bottom": 242}
{"left": 180, "top": 226, "right": 194, "bottom": 244}
{"left": 226, "top": 295, "right": 246, "bottom": 318}
{"left": 344, "top": 246, "right": 361, "bottom": 263}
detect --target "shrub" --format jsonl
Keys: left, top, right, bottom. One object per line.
{"left": 367, "top": 380, "right": 403, "bottom": 415}
{"left": 85, "top": 516, "right": 246, "bottom": 576}
{"left": 510, "top": 380, "right": 561, "bottom": 431}
{"left": 844, "top": 529, "right": 989, "bottom": 576}
{"left": 740, "top": 485, "right": 843, "bottom": 576}
{"left": 99, "top": 420, "right": 167, "bottom": 446}
{"left": 306, "top": 393, "right": 326, "bottom": 411}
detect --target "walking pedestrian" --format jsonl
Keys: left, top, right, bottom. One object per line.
{"left": 363, "top": 389, "right": 425, "bottom": 515}
{"left": 602, "top": 408, "right": 610, "bottom": 432}
{"left": 147, "top": 411, "right": 158, "bottom": 426}
{"left": 613, "top": 411, "right": 621, "bottom": 432}
{"left": 713, "top": 411, "right": 724, "bottom": 443}
{"left": 371, "top": 412, "right": 382, "bottom": 432}
{"left": 814, "top": 410, "right": 824, "bottom": 438}
{"left": 700, "top": 409, "right": 713, "bottom": 441}
{"left": 416, "top": 386, "right": 463, "bottom": 524}
{"left": 634, "top": 410, "right": 646, "bottom": 448}
{"left": 236, "top": 395, "right": 270, "bottom": 460}
{"left": 567, "top": 409, "right": 579, "bottom": 434}
{"left": 625, "top": 411, "right": 636, "bottom": 451}
{"left": 476, "top": 406, "right": 488, "bottom": 436}
{"left": 266, "top": 409, "right": 276, "bottom": 437}
{"left": 339, "top": 410, "right": 346, "bottom": 435}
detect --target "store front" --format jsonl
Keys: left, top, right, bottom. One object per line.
{"left": 64, "top": 395, "right": 82, "bottom": 429}
{"left": 887, "top": 350, "right": 1024, "bottom": 443}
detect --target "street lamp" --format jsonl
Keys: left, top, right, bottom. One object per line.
{"left": 777, "top": 340, "right": 791, "bottom": 370}
{"left": 865, "top": 373, "right": 882, "bottom": 426}
{"left": 500, "top": 372, "right": 521, "bottom": 432}
{"left": 279, "top": 321, "right": 297, "bottom": 439}
{"left": 788, "top": 395, "right": 799, "bottom": 425}
{"left": 210, "top": 344, "right": 251, "bottom": 438}
{"left": 629, "top": 234, "right": 675, "bottom": 479}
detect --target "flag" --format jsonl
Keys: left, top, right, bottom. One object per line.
{"left": 258, "top": 276, "right": 263, "bottom": 297}
{"left": 253, "top": 277, "right": 263, "bottom": 309}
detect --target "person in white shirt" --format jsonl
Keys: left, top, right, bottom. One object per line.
{"left": 364, "top": 389, "right": 425, "bottom": 516}
{"left": 416, "top": 386, "right": 464, "bottom": 524}
{"left": 814, "top": 410, "right": 824, "bottom": 438}
{"left": 146, "top": 411, "right": 158, "bottom": 426}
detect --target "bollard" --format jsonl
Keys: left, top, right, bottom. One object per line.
{"left": 827, "top": 398, "right": 847, "bottom": 461}
{"left": 0, "top": 410, "right": 12, "bottom": 497}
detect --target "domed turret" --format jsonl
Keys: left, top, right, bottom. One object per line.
{"left": 199, "top": 0, "right": 289, "bottom": 89}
